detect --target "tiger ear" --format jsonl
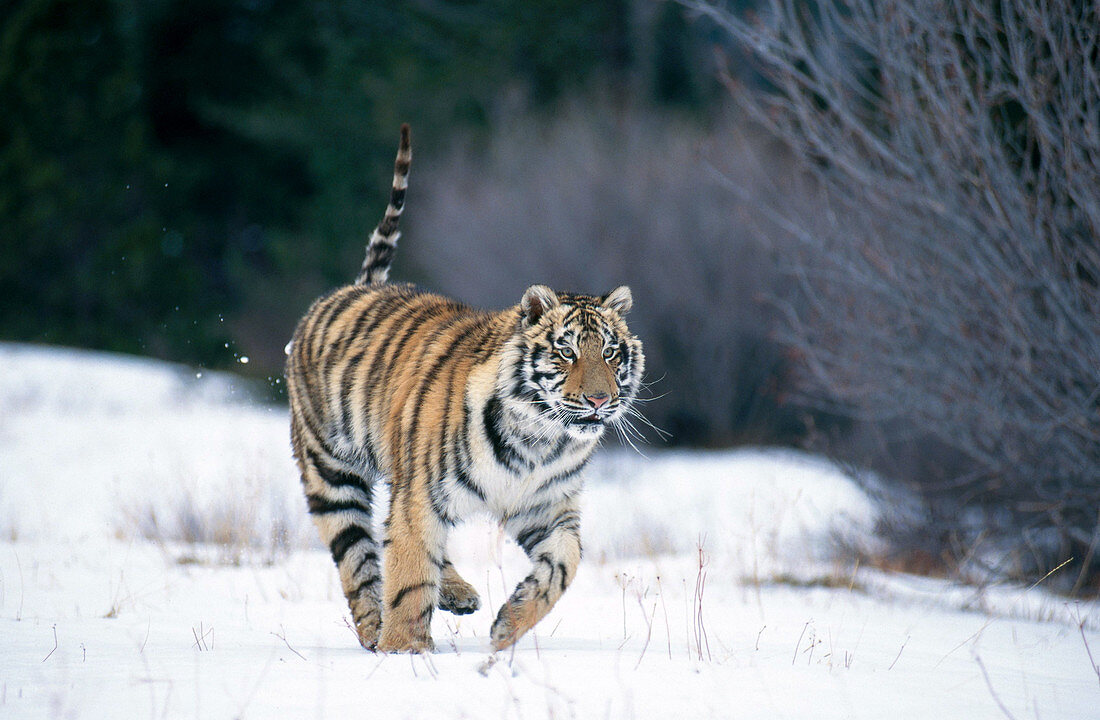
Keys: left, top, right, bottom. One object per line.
{"left": 521, "top": 285, "right": 559, "bottom": 325}
{"left": 602, "top": 286, "right": 633, "bottom": 315}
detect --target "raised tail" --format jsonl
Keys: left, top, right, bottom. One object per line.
{"left": 355, "top": 124, "right": 411, "bottom": 285}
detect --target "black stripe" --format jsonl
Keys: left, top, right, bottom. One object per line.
{"left": 317, "top": 289, "right": 368, "bottom": 342}
{"left": 453, "top": 391, "right": 492, "bottom": 504}
{"left": 429, "top": 480, "right": 455, "bottom": 526}
{"left": 306, "top": 494, "right": 369, "bottom": 516}
{"left": 329, "top": 526, "right": 371, "bottom": 565}
{"left": 452, "top": 418, "right": 486, "bottom": 501}
{"left": 543, "top": 436, "right": 570, "bottom": 464}
{"left": 484, "top": 395, "right": 526, "bottom": 472}
{"left": 337, "top": 347, "right": 370, "bottom": 437}
{"left": 454, "top": 462, "right": 486, "bottom": 501}
{"left": 516, "top": 525, "right": 550, "bottom": 555}
{"left": 307, "top": 292, "right": 351, "bottom": 359}
{"left": 390, "top": 187, "right": 406, "bottom": 211}
{"left": 404, "top": 320, "right": 480, "bottom": 477}
{"left": 360, "top": 301, "right": 442, "bottom": 401}
{"left": 351, "top": 576, "right": 379, "bottom": 598}
{"left": 330, "top": 289, "right": 409, "bottom": 361}
{"left": 473, "top": 320, "right": 507, "bottom": 362}
{"left": 391, "top": 581, "right": 432, "bottom": 609}
{"left": 510, "top": 498, "right": 555, "bottom": 522}
{"left": 511, "top": 348, "right": 529, "bottom": 396}
{"left": 348, "top": 299, "right": 441, "bottom": 442}
{"left": 367, "top": 242, "right": 395, "bottom": 271}
{"left": 618, "top": 344, "right": 631, "bottom": 373}
{"left": 334, "top": 289, "right": 419, "bottom": 430}
{"left": 310, "top": 289, "right": 367, "bottom": 358}
{"left": 557, "top": 562, "right": 568, "bottom": 592}
{"left": 550, "top": 512, "right": 581, "bottom": 536}
{"left": 350, "top": 552, "right": 379, "bottom": 580}
{"left": 536, "top": 457, "right": 588, "bottom": 492}
{"left": 312, "top": 451, "right": 369, "bottom": 492}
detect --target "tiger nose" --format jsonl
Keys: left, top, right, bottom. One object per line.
{"left": 585, "top": 392, "right": 610, "bottom": 410}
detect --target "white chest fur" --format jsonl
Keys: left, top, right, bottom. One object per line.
{"left": 444, "top": 363, "right": 596, "bottom": 522}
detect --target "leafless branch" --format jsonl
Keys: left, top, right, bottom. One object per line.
{"left": 692, "top": 0, "right": 1100, "bottom": 587}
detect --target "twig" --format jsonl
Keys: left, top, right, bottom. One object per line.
{"left": 13, "top": 548, "right": 24, "bottom": 621}
{"left": 792, "top": 621, "right": 810, "bottom": 666}
{"left": 618, "top": 573, "right": 629, "bottom": 640}
{"left": 1025, "top": 557, "right": 1073, "bottom": 592}
{"left": 806, "top": 627, "right": 819, "bottom": 665}
{"left": 693, "top": 536, "right": 712, "bottom": 662}
{"left": 342, "top": 616, "right": 361, "bottom": 644}
{"left": 366, "top": 654, "right": 388, "bottom": 680}
{"left": 42, "top": 624, "right": 58, "bottom": 662}
{"left": 1071, "top": 604, "right": 1100, "bottom": 688}
{"left": 888, "top": 635, "right": 910, "bottom": 670}
{"left": 656, "top": 575, "right": 672, "bottom": 660}
{"left": 192, "top": 622, "right": 213, "bottom": 651}
{"left": 270, "top": 626, "right": 307, "bottom": 661}
{"left": 936, "top": 618, "right": 995, "bottom": 668}
{"left": 1080, "top": 623, "right": 1100, "bottom": 688}
{"left": 634, "top": 598, "right": 658, "bottom": 670}
{"left": 419, "top": 651, "right": 439, "bottom": 679}
{"left": 975, "top": 654, "right": 1018, "bottom": 720}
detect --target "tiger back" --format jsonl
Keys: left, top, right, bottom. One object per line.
{"left": 285, "top": 125, "right": 645, "bottom": 653}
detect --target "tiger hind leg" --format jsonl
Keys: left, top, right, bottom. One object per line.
{"left": 294, "top": 440, "right": 382, "bottom": 650}
{"left": 438, "top": 559, "right": 480, "bottom": 615}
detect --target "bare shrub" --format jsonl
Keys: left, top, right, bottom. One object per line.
{"left": 404, "top": 101, "right": 818, "bottom": 446}
{"left": 688, "top": 0, "right": 1100, "bottom": 588}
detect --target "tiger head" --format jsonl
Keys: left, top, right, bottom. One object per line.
{"left": 506, "top": 284, "right": 645, "bottom": 441}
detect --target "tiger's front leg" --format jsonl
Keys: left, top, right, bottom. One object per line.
{"left": 491, "top": 503, "right": 582, "bottom": 651}
{"left": 377, "top": 478, "right": 445, "bottom": 653}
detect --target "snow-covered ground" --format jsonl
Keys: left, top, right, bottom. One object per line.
{"left": 1, "top": 343, "right": 1097, "bottom": 719}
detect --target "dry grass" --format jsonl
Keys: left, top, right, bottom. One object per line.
{"left": 116, "top": 468, "right": 311, "bottom": 566}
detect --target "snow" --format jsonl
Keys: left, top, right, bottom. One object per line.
{"left": 2, "top": 342, "right": 1098, "bottom": 719}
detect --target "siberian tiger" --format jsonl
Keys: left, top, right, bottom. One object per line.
{"left": 285, "top": 124, "right": 645, "bottom": 653}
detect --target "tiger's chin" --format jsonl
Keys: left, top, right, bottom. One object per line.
{"left": 563, "top": 415, "right": 609, "bottom": 439}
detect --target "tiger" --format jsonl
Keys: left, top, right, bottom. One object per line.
{"left": 284, "top": 124, "right": 645, "bottom": 653}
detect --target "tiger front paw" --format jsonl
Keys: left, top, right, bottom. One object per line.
{"left": 490, "top": 600, "right": 538, "bottom": 651}
{"left": 376, "top": 631, "right": 436, "bottom": 654}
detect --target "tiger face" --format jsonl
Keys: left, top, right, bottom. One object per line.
{"left": 511, "top": 284, "right": 645, "bottom": 440}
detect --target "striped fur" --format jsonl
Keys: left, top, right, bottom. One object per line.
{"left": 355, "top": 123, "right": 411, "bottom": 286}
{"left": 285, "top": 126, "right": 645, "bottom": 653}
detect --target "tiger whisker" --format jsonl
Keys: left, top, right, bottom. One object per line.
{"left": 611, "top": 415, "right": 648, "bottom": 457}
{"left": 621, "top": 404, "right": 671, "bottom": 440}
